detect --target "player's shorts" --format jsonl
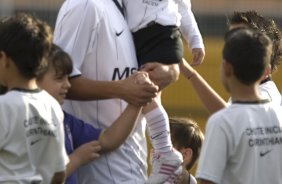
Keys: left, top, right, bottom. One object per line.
{"left": 132, "top": 22, "right": 183, "bottom": 67}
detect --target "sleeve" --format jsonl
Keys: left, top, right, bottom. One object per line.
{"left": 195, "top": 114, "right": 229, "bottom": 184}
{"left": 0, "top": 104, "right": 8, "bottom": 149}
{"left": 53, "top": 2, "right": 101, "bottom": 77}
{"left": 64, "top": 112, "right": 102, "bottom": 149}
{"left": 54, "top": 106, "right": 70, "bottom": 172}
{"left": 175, "top": 0, "right": 204, "bottom": 50}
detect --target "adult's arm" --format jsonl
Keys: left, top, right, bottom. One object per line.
{"left": 67, "top": 72, "right": 158, "bottom": 106}
{"left": 180, "top": 59, "right": 226, "bottom": 114}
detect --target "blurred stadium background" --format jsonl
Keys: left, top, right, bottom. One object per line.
{"left": 1, "top": 0, "right": 282, "bottom": 173}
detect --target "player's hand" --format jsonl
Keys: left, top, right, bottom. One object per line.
{"left": 191, "top": 48, "right": 205, "bottom": 66}
{"left": 118, "top": 72, "right": 158, "bottom": 106}
{"left": 141, "top": 62, "right": 180, "bottom": 90}
{"left": 71, "top": 141, "right": 101, "bottom": 166}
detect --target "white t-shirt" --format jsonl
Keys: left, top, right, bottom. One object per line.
{"left": 0, "top": 89, "right": 68, "bottom": 184}
{"left": 196, "top": 101, "right": 282, "bottom": 184}
{"left": 259, "top": 80, "right": 281, "bottom": 106}
{"left": 54, "top": 0, "right": 147, "bottom": 183}
{"left": 124, "top": 0, "right": 204, "bottom": 49}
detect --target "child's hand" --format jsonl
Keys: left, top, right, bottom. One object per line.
{"left": 71, "top": 140, "right": 102, "bottom": 166}
{"left": 134, "top": 72, "right": 152, "bottom": 85}
{"left": 191, "top": 48, "right": 205, "bottom": 66}
{"left": 141, "top": 63, "right": 180, "bottom": 90}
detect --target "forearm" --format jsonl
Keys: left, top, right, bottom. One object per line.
{"left": 67, "top": 76, "right": 124, "bottom": 101}
{"left": 99, "top": 104, "right": 142, "bottom": 152}
{"left": 183, "top": 70, "right": 227, "bottom": 114}
{"left": 67, "top": 74, "right": 158, "bottom": 106}
{"left": 50, "top": 171, "right": 65, "bottom": 184}
{"left": 65, "top": 154, "right": 82, "bottom": 178}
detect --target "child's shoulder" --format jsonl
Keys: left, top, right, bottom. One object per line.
{"left": 189, "top": 174, "right": 197, "bottom": 184}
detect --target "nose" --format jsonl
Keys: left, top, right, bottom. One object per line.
{"left": 64, "top": 78, "right": 71, "bottom": 89}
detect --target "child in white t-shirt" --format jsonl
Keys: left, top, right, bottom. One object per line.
{"left": 122, "top": 0, "right": 205, "bottom": 182}
{"left": 0, "top": 13, "right": 68, "bottom": 184}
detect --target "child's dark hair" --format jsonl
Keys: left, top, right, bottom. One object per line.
{"left": 0, "top": 13, "right": 52, "bottom": 79}
{"left": 227, "top": 11, "right": 281, "bottom": 72}
{"left": 38, "top": 43, "right": 73, "bottom": 80}
{"left": 169, "top": 118, "right": 204, "bottom": 170}
{"left": 223, "top": 27, "right": 272, "bottom": 85}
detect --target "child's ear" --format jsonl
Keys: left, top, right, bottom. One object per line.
{"left": 261, "top": 64, "right": 271, "bottom": 80}
{"left": 0, "top": 51, "right": 10, "bottom": 68}
{"left": 181, "top": 148, "right": 193, "bottom": 163}
{"left": 222, "top": 59, "right": 233, "bottom": 77}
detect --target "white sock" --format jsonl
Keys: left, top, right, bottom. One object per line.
{"left": 145, "top": 106, "right": 173, "bottom": 153}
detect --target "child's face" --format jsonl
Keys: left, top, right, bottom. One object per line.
{"left": 37, "top": 65, "right": 70, "bottom": 104}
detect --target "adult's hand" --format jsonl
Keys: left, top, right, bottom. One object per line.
{"left": 117, "top": 72, "right": 159, "bottom": 106}
{"left": 141, "top": 62, "right": 180, "bottom": 90}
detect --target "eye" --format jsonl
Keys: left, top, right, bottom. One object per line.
{"left": 55, "top": 75, "right": 65, "bottom": 80}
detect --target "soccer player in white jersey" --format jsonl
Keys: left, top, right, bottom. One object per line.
{"left": 0, "top": 13, "right": 68, "bottom": 184}
{"left": 196, "top": 27, "right": 282, "bottom": 184}
{"left": 180, "top": 11, "right": 282, "bottom": 114}
{"left": 123, "top": 0, "right": 205, "bottom": 182}
{"left": 52, "top": 0, "right": 181, "bottom": 183}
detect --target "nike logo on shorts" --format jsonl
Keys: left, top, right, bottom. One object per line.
{"left": 260, "top": 150, "right": 271, "bottom": 157}
{"left": 116, "top": 30, "right": 124, "bottom": 36}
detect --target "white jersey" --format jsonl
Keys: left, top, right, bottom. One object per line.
{"left": 54, "top": 0, "right": 148, "bottom": 183}
{"left": 123, "top": 0, "right": 204, "bottom": 49}
{"left": 0, "top": 89, "right": 68, "bottom": 184}
{"left": 196, "top": 101, "right": 282, "bottom": 184}
{"left": 259, "top": 80, "right": 281, "bottom": 106}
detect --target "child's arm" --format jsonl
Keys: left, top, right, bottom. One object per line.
{"left": 176, "top": 0, "right": 205, "bottom": 66}
{"left": 98, "top": 72, "right": 154, "bottom": 152}
{"left": 99, "top": 104, "right": 142, "bottom": 153}
{"left": 66, "top": 141, "right": 101, "bottom": 177}
{"left": 65, "top": 104, "right": 142, "bottom": 176}
{"left": 64, "top": 72, "right": 154, "bottom": 176}
{"left": 180, "top": 59, "right": 227, "bottom": 113}
{"left": 50, "top": 171, "right": 66, "bottom": 184}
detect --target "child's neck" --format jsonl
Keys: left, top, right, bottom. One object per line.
{"left": 7, "top": 78, "right": 38, "bottom": 91}
{"left": 230, "top": 83, "right": 261, "bottom": 103}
